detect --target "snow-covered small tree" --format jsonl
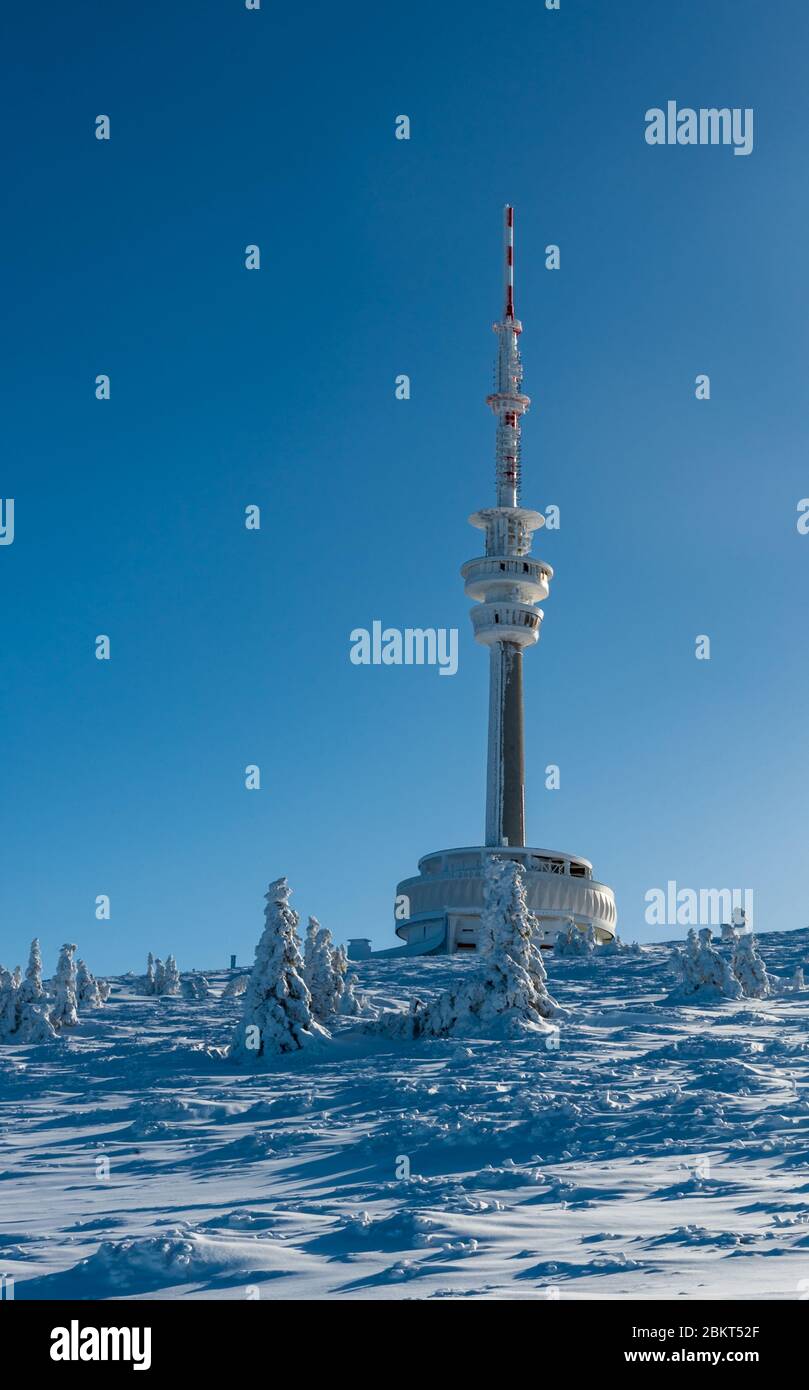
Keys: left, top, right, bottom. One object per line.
{"left": 333, "top": 944, "right": 366, "bottom": 1016}
{"left": 181, "top": 973, "right": 211, "bottom": 1001}
{"left": 379, "top": 859, "right": 560, "bottom": 1039}
{"left": 792, "top": 966, "right": 805, "bottom": 993}
{"left": 222, "top": 973, "right": 248, "bottom": 999}
{"left": 681, "top": 928, "right": 706, "bottom": 995}
{"left": 303, "top": 916, "right": 318, "bottom": 986}
{"left": 554, "top": 920, "right": 596, "bottom": 958}
{"left": 475, "top": 861, "right": 560, "bottom": 1023}
{"left": 601, "top": 934, "right": 642, "bottom": 957}
{"left": 732, "top": 934, "right": 775, "bottom": 999}
{"left": 50, "top": 943, "right": 79, "bottom": 1027}
{"left": 0, "top": 965, "right": 55, "bottom": 1044}
{"left": 19, "top": 938, "right": 45, "bottom": 1004}
{"left": 153, "top": 957, "right": 166, "bottom": 995}
{"left": 696, "top": 928, "right": 742, "bottom": 997}
{"left": 669, "top": 928, "right": 742, "bottom": 1001}
{"left": 76, "top": 958, "right": 103, "bottom": 1008}
{"left": 307, "top": 922, "right": 341, "bottom": 1020}
{"left": 0, "top": 967, "right": 18, "bottom": 1039}
{"left": 11, "top": 965, "right": 21, "bottom": 989}
{"left": 162, "top": 954, "right": 181, "bottom": 996}
{"left": 230, "top": 877, "right": 330, "bottom": 1060}
{"left": 145, "top": 952, "right": 156, "bottom": 995}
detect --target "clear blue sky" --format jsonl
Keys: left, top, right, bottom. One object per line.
{"left": 2, "top": 0, "right": 807, "bottom": 974}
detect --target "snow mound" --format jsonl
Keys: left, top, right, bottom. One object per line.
{"left": 22, "top": 1227, "right": 315, "bottom": 1297}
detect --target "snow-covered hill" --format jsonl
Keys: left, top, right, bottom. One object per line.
{"left": 1, "top": 930, "right": 808, "bottom": 1300}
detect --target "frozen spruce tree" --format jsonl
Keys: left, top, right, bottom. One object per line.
{"left": 556, "top": 920, "right": 597, "bottom": 957}
{"left": 601, "top": 933, "right": 641, "bottom": 957}
{"left": 307, "top": 921, "right": 341, "bottom": 1021}
{"left": 153, "top": 957, "right": 166, "bottom": 995}
{"left": 732, "top": 934, "right": 775, "bottom": 999}
{"left": 303, "top": 916, "right": 319, "bottom": 986}
{"left": 230, "top": 877, "right": 330, "bottom": 1061}
{"left": 181, "top": 973, "right": 211, "bottom": 1001}
{"left": 379, "top": 859, "right": 560, "bottom": 1040}
{"left": 792, "top": 966, "right": 805, "bottom": 993}
{"left": 50, "top": 943, "right": 80, "bottom": 1027}
{"left": 334, "top": 944, "right": 365, "bottom": 1016}
{"left": 671, "top": 928, "right": 701, "bottom": 992}
{"left": 471, "top": 859, "right": 561, "bottom": 1027}
{"left": 76, "top": 958, "right": 103, "bottom": 1008}
{"left": 669, "top": 928, "right": 742, "bottom": 1002}
{"left": 145, "top": 952, "right": 156, "bottom": 995}
{"left": 0, "top": 965, "right": 55, "bottom": 1044}
{"left": 696, "top": 928, "right": 743, "bottom": 998}
{"left": 0, "top": 967, "right": 18, "bottom": 1039}
{"left": 163, "top": 954, "right": 181, "bottom": 996}
{"left": 222, "top": 973, "right": 247, "bottom": 999}
{"left": 19, "top": 938, "right": 45, "bottom": 1003}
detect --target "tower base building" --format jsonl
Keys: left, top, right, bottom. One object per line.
{"left": 393, "top": 846, "right": 616, "bottom": 955}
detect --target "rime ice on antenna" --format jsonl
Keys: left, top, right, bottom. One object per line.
{"left": 372, "top": 207, "right": 617, "bottom": 959}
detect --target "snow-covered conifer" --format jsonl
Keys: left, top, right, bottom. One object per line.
{"left": 0, "top": 961, "right": 56, "bottom": 1043}
{"left": 308, "top": 922, "right": 340, "bottom": 1020}
{"left": 696, "top": 928, "right": 742, "bottom": 997}
{"left": 162, "top": 954, "right": 181, "bottom": 996}
{"left": 76, "top": 958, "right": 103, "bottom": 1008}
{"left": 792, "top": 966, "right": 805, "bottom": 992}
{"left": 51, "top": 943, "right": 79, "bottom": 1027}
{"left": 182, "top": 973, "right": 211, "bottom": 1001}
{"left": 669, "top": 927, "right": 742, "bottom": 1001}
{"left": 554, "top": 920, "right": 596, "bottom": 958}
{"left": 11, "top": 965, "right": 21, "bottom": 989}
{"left": 601, "top": 933, "right": 641, "bottom": 957}
{"left": 222, "top": 973, "right": 248, "bottom": 999}
{"left": 153, "top": 957, "right": 166, "bottom": 995}
{"left": 681, "top": 927, "right": 702, "bottom": 992}
{"left": 732, "top": 934, "right": 774, "bottom": 999}
{"left": 475, "top": 861, "right": 560, "bottom": 1023}
{"left": 303, "top": 917, "right": 318, "bottom": 987}
{"left": 145, "top": 952, "right": 156, "bottom": 995}
{"left": 0, "top": 967, "right": 17, "bottom": 1038}
{"left": 19, "top": 938, "right": 45, "bottom": 1003}
{"left": 230, "top": 877, "right": 330, "bottom": 1060}
{"left": 334, "top": 945, "right": 364, "bottom": 1016}
{"left": 379, "top": 859, "right": 560, "bottom": 1039}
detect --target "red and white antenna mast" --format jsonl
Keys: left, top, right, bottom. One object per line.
{"left": 504, "top": 202, "right": 515, "bottom": 320}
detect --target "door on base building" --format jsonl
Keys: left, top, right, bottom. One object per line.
{"left": 450, "top": 915, "right": 479, "bottom": 952}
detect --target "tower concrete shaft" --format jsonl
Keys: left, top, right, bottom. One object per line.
{"left": 461, "top": 206, "right": 552, "bottom": 848}
{"left": 486, "top": 641, "right": 525, "bottom": 848}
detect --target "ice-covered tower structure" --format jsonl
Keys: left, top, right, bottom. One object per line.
{"left": 360, "top": 207, "right": 616, "bottom": 960}
{"left": 462, "top": 205, "right": 550, "bottom": 849}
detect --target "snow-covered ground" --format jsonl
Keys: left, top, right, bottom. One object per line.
{"left": 1, "top": 930, "right": 808, "bottom": 1301}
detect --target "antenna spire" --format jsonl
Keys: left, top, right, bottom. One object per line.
{"left": 487, "top": 204, "right": 530, "bottom": 506}
{"left": 504, "top": 203, "right": 515, "bottom": 319}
